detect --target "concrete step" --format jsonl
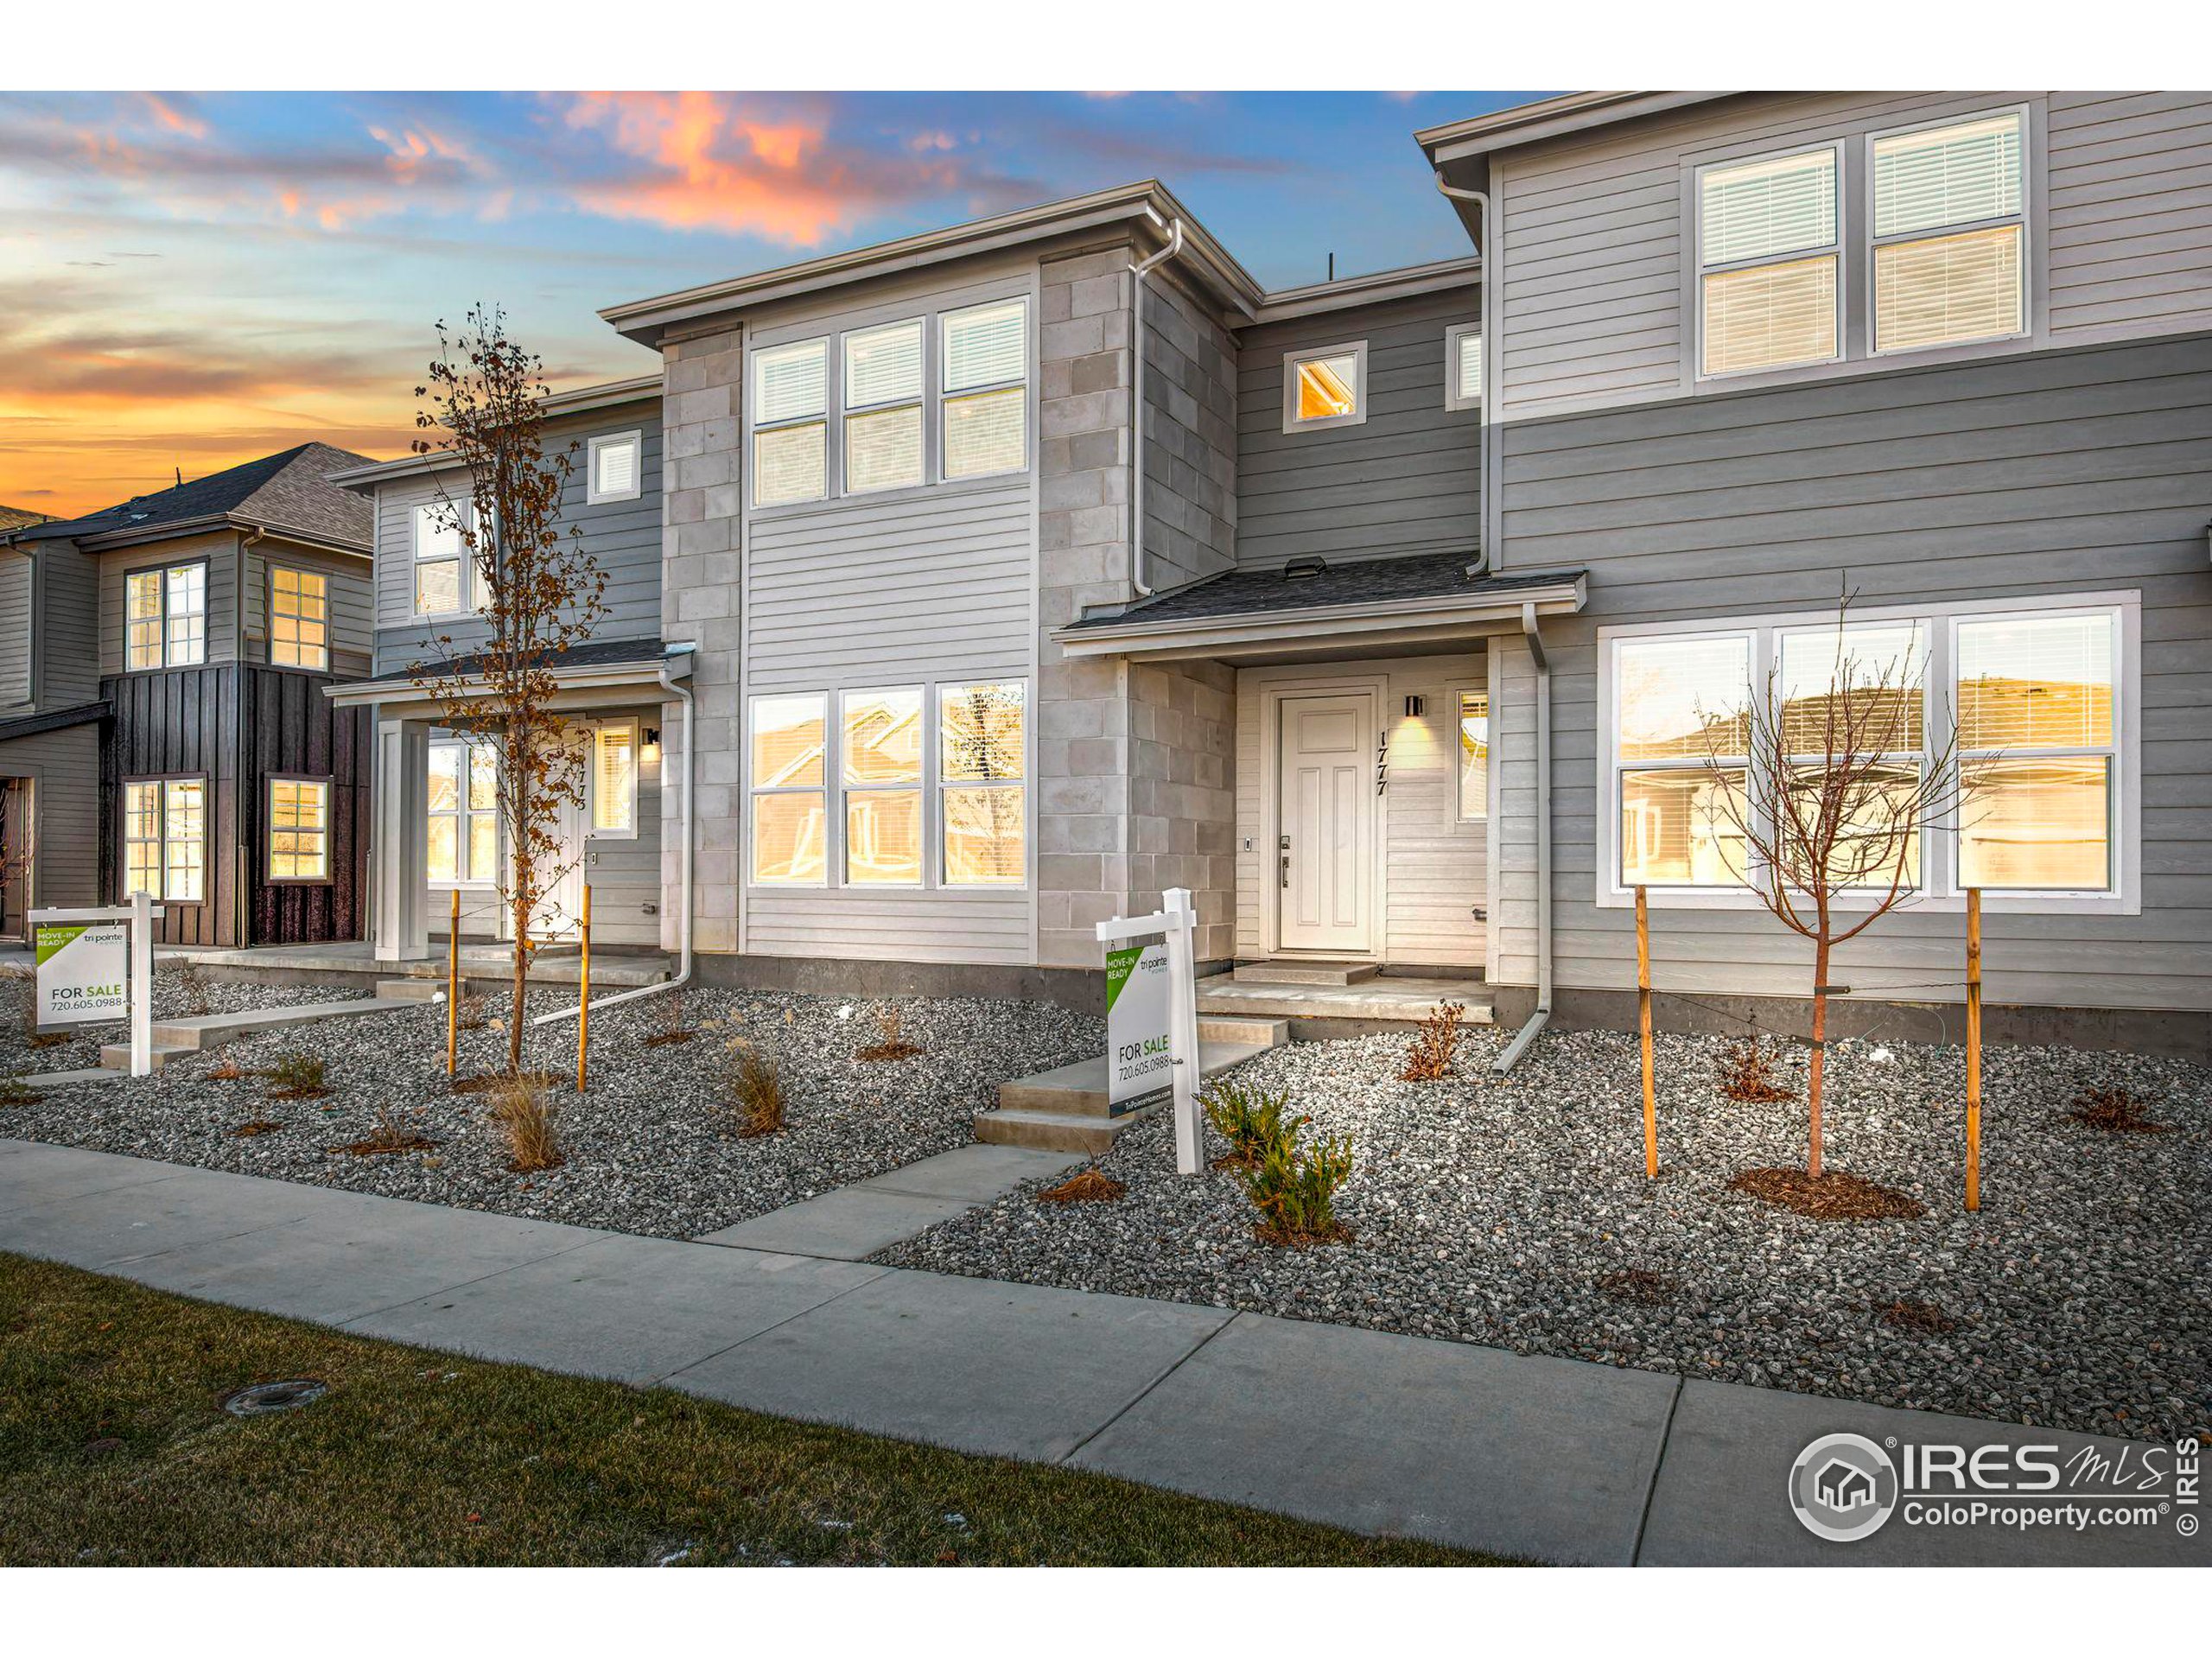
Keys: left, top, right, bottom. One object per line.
{"left": 1196, "top": 977, "right": 1493, "bottom": 1026}
{"left": 995, "top": 1039, "right": 1277, "bottom": 1120}
{"left": 1197, "top": 1014, "right": 1290, "bottom": 1047}
{"left": 375, "top": 980, "right": 446, "bottom": 1002}
{"left": 976, "top": 1029, "right": 1284, "bottom": 1154}
{"left": 975, "top": 1103, "right": 1160, "bottom": 1156}
{"left": 1230, "top": 960, "right": 1380, "bottom": 987}
{"left": 98, "top": 1043, "right": 193, "bottom": 1071}
{"left": 146, "top": 997, "right": 416, "bottom": 1052}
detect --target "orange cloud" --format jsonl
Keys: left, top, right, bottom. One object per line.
{"left": 139, "top": 92, "right": 207, "bottom": 140}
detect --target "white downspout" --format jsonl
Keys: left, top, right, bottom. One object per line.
{"left": 1493, "top": 601, "right": 1552, "bottom": 1073}
{"left": 533, "top": 649, "right": 695, "bottom": 1026}
{"left": 1433, "top": 174, "right": 1498, "bottom": 576}
{"left": 1127, "top": 219, "right": 1185, "bottom": 598}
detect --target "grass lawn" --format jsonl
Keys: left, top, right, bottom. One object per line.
{"left": 0, "top": 1253, "right": 1499, "bottom": 1567}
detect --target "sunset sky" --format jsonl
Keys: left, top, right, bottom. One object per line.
{"left": 0, "top": 89, "right": 1539, "bottom": 518}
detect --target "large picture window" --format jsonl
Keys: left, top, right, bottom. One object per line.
{"left": 428, "top": 738, "right": 498, "bottom": 886}
{"left": 940, "top": 682, "right": 1026, "bottom": 885}
{"left": 124, "top": 563, "right": 207, "bottom": 670}
{"left": 842, "top": 688, "right": 923, "bottom": 885}
{"left": 749, "top": 695, "right": 828, "bottom": 885}
{"left": 123, "top": 777, "right": 205, "bottom": 902}
{"left": 1599, "top": 597, "right": 2133, "bottom": 911}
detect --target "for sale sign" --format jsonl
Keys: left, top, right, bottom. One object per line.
{"left": 1104, "top": 941, "right": 1173, "bottom": 1115}
{"left": 35, "top": 919, "right": 130, "bottom": 1027}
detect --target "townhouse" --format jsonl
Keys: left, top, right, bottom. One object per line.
{"left": 0, "top": 444, "right": 377, "bottom": 946}
{"left": 340, "top": 92, "right": 2212, "bottom": 1059}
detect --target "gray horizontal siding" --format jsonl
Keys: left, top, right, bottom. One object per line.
{"left": 36, "top": 542, "right": 100, "bottom": 709}
{"left": 372, "top": 407, "right": 664, "bottom": 675}
{"left": 1236, "top": 288, "right": 1481, "bottom": 568}
{"left": 0, "top": 722, "right": 100, "bottom": 908}
{"left": 245, "top": 539, "right": 373, "bottom": 677}
{"left": 2048, "top": 92, "right": 2212, "bottom": 343}
{"left": 0, "top": 555, "right": 29, "bottom": 709}
{"left": 98, "top": 530, "right": 238, "bottom": 677}
{"left": 1492, "top": 330, "right": 2212, "bottom": 1014}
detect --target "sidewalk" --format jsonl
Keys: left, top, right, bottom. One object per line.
{"left": 0, "top": 1136, "right": 2197, "bottom": 1567}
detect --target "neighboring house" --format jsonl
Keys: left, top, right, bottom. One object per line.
{"left": 340, "top": 94, "right": 2212, "bottom": 1061}
{"left": 0, "top": 445, "right": 378, "bottom": 947}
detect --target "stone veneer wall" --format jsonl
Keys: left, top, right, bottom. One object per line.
{"left": 657, "top": 325, "right": 745, "bottom": 957}
{"left": 1037, "top": 245, "right": 1237, "bottom": 971}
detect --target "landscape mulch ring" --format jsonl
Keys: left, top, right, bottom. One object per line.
{"left": 886, "top": 1025, "right": 2212, "bottom": 1443}
{"left": 0, "top": 985, "right": 1102, "bottom": 1241}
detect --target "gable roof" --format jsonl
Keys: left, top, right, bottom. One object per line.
{"left": 1415, "top": 92, "right": 1735, "bottom": 168}
{"left": 0, "top": 505, "right": 48, "bottom": 533}
{"left": 2, "top": 442, "right": 377, "bottom": 555}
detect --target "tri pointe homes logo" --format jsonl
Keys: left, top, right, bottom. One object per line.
{"left": 1790, "top": 1432, "right": 2203, "bottom": 1543}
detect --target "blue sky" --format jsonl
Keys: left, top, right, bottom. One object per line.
{"left": 0, "top": 89, "right": 1543, "bottom": 514}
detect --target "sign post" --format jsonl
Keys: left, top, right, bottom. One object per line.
{"left": 1096, "top": 886, "right": 1203, "bottom": 1175}
{"left": 32, "top": 898, "right": 163, "bottom": 1077}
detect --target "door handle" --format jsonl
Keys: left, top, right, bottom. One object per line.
{"left": 1281, "top": 852, "right": 1291, "bottom": 888}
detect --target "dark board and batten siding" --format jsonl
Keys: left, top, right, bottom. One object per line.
{"left": 1488, "top": 330, "right": 2212, "bottom": 1016}
{"left": 99, "top": 664, "right": 372, "bottom": 948}
{"left": 1235, "top": 288, "right": 1482, "bottom": 570}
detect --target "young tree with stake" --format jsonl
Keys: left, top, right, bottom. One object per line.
{"left": 1694, "top": 598, "right": 1970, "bottom": 1179}
{"left": 408, "top": 305, "right": 609, "bottom": 1077}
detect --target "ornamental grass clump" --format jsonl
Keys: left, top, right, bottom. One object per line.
{"left": 489, "top": 1071, "right": 563, "bottom": 1173}
{"left": 725, "top": 1042, "right": 786, "bottom": 1139}
{"left": 1201, "top": 1078, "right": 1294, "bottom": 1171}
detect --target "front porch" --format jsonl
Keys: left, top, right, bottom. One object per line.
{"left": 1198, "top": 960, "right": 1492, "bottom": 1032}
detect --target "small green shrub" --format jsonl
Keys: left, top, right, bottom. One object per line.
{"left": 1201, "top": 1079, "right": 1294, "bottom": 1170}
{"left": 1240, "top": 1124, "right": 1355, "bottom": 1247}
{"left": 265, "top": 1050, "right": 327, "bottom": 1099}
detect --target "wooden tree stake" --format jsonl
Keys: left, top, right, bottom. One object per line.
{"left": 446, "top": 887, "right": 459, "bottom": 1077}
{"left": 1965, "top": 887, "right": 1981, "bottom": 1213}
{"left": 1636, "top": 884, "right": 1656, "bottom": 1179}
{"left": 576, "top": 883, "right": 591, "bottom": 1093}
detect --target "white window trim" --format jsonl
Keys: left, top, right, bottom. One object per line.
{"left": 839, "top": 318, "right": 927, "bottom": 498}
{"left": 587, "top": 716, "right": 640, "bottom": 841}
{"left": 585, "top": 429, "right": 644, "bottom": 505}
{"left": 747, "top": 692, "right": 830, "bottom": 887}
{"left": 1444, "top": 322, "right": 1484, "bottom": 412}
{"left": 1865, "top": 104, "right": 2033, "bottom": 360}
{"left": 1281, "top": 340, "right": 1369, "bottom": 432}
{"left": 124, "top": 559, "right": 208, "bottom": 671}
{"left": 749, "top": 336, "right": 834, "bottom": 509}
{"left": 427, "top": 735, "right": 499, "bottom": 888}
{"left": 938, "top": 297, "right": 1029, "bottom": 484}
{"left": 121, "top": 773, "right": 207, "bottom": 905}
{"left": 1593, "top": 590, "right": 2141, "bottom": 917}
{"left": 1693, "top": 140, "right": 1846, "bottom": 383}
{"left": 267, "top": 564, "right": 329, "bottom": 671}
{"left": 411, "top": 499, "right": 480, "bottom": 620}
{"left": 1453, "top": 685, "right": 1490, "bottom": 823}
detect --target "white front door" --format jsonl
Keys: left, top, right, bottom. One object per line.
{"left": 1277, "top": 691, "right": 1375, "bottom": 954}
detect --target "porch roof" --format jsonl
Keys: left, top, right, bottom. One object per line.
{"left": 1054, "top": 554, "right": 1586, "bottom": 662}
{"left": 324, "top": 637, "right": 689, "bottom": 711}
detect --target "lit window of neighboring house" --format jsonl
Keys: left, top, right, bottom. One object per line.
{"left": 1697, "top": 144, "right": 1841, "bottom": 378}
{"left": 269, "top": 566, "right": 329, "bottom": 669}
{"left": 842, "top": 688, "right": 923, "bottom": 885}
{"left": 586, "top": 430, "right": 642, "bottom": 504}
{"left": 843, "top": 320, "right": 925, "bottom": 493}
{"left": 1599, "top": 595, "right": 2133, "bottom": 909}
{"left": 590, "top": 720, "right": 639, "bottom": 838}
{"left": 267, "top": 777, "right": 331, "bottom": 882}
{"left": 753, "top": 339, "right": 830, "bottom": 507}
{"left": 1282, "top": 341, "right": 1367, "bottom": 430}
{"left": 1872, "top": 110, "right": 2027, "bottom": 355}
{"left": 123, "top": 777, "right": 205, "bottom": 902}
{"left": 125, "top": 563, "right": 207, "bottom": 669}
{"left": 940, "top": 298, "right": 1027, "bottom": 478}
{"left": 428, "top": 738, "right": 498, "bottom": 886}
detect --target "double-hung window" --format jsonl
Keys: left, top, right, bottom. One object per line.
{"left": 841, "top": 689, "right": 923, "bottom": 885}
{"left": 843, "top": 321, "right": 925, "bottom": 493}
{"left": 587, "top": 430, "right": 643, "bottom": 503}
{"left": 940, "top": 299, "right": 1028, "bottom": 478}
{"left": 270, "top": 566, "right": 328, "bottom": 669}
{"left": 125, "top": 563, "right": 206, "bottom": 669}
{"left": 428, "top": 738, "right": 498, "bottom": 885}
{"left": 753, "top": 340, "right": 830, "bottom": 506}
{"left": 1601, "top": 597, "right": 2132, "bottom": 909}
{"left": 267, "top": 777, "right": 331, "bottom": 882}
{"left": 749, "top": 695, "right": 828, "bottom": 884}
{"left": 1872, "top": 111, "right": 2027, "bottom": 355}
{"left": 590, "top": 719, "right": 639, "bottom": 838}
{"left": 940, "top": 683, "right": 1026, "bottom": 885}
{"left": 123, "top": 777, "right": 205, "bottom": 902}
{"left": 1697, "top": 146, "right": 1841, "bottom": 378}
{"left": 413, "top": 502, "right": 469, "bottom": 615}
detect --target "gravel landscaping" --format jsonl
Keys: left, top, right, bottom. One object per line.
{"left": 882, "top": 1026, "right": 2212, "bottom": 1442}
{"left": 2, "top": 962, "right": 372, "bottom": 1076}
{"left": 2, "top": 984, "right": 1101, "bottom": 1239}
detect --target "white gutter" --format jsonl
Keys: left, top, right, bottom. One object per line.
{"left": 1493, "top": 601, "right": 1552, "bottom": 1073}
{"left": 1127, "top": 218, "right": 1185, "bottom": 598}
{"left": 535, "top": 645, "right": 695, "bottom": 1027}
{"left": 1433, "top": 174, "right": 1499, "bottom": 575}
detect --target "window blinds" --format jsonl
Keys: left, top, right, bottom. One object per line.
{"left": 754, "top": 339, "right": 828, "bottom": 423}
{"left": 844, "top": 320, "right": 923, "bottom": 408}
{"left": 943, "top": 299, "right": 1026, "bottom": 391}
{"left": 1701, "top": 149, "right": 1837, "bottom": 265}
{"left": 1873, "top": 113, "right": 2023, "bottom": 238}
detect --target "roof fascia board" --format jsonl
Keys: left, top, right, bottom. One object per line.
{"left": 75, "top": 513, "right": 367, "bottom": 558}
{"left": 1248, "top": 257, "right": 1483, "bottom": 327}
{"left": 326, "top": 652, "right": 689, "bottom": 709}
{"left": 1053, "top": 578, "right": 1586, "bottom": 658}
{"left": 1419, "top": 91, "right": 1736, "bottom": 165}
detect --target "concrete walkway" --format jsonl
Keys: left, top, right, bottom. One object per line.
{"left": 0, "top": 1136, "right": 2196, "bottom": 1567}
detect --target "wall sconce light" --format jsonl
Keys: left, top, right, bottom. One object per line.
{"left": 642, "top": 726, "right": 662, "bottom": 765}
{"left": 1404, "top": 695, "right": 1425, "bottom": 719}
